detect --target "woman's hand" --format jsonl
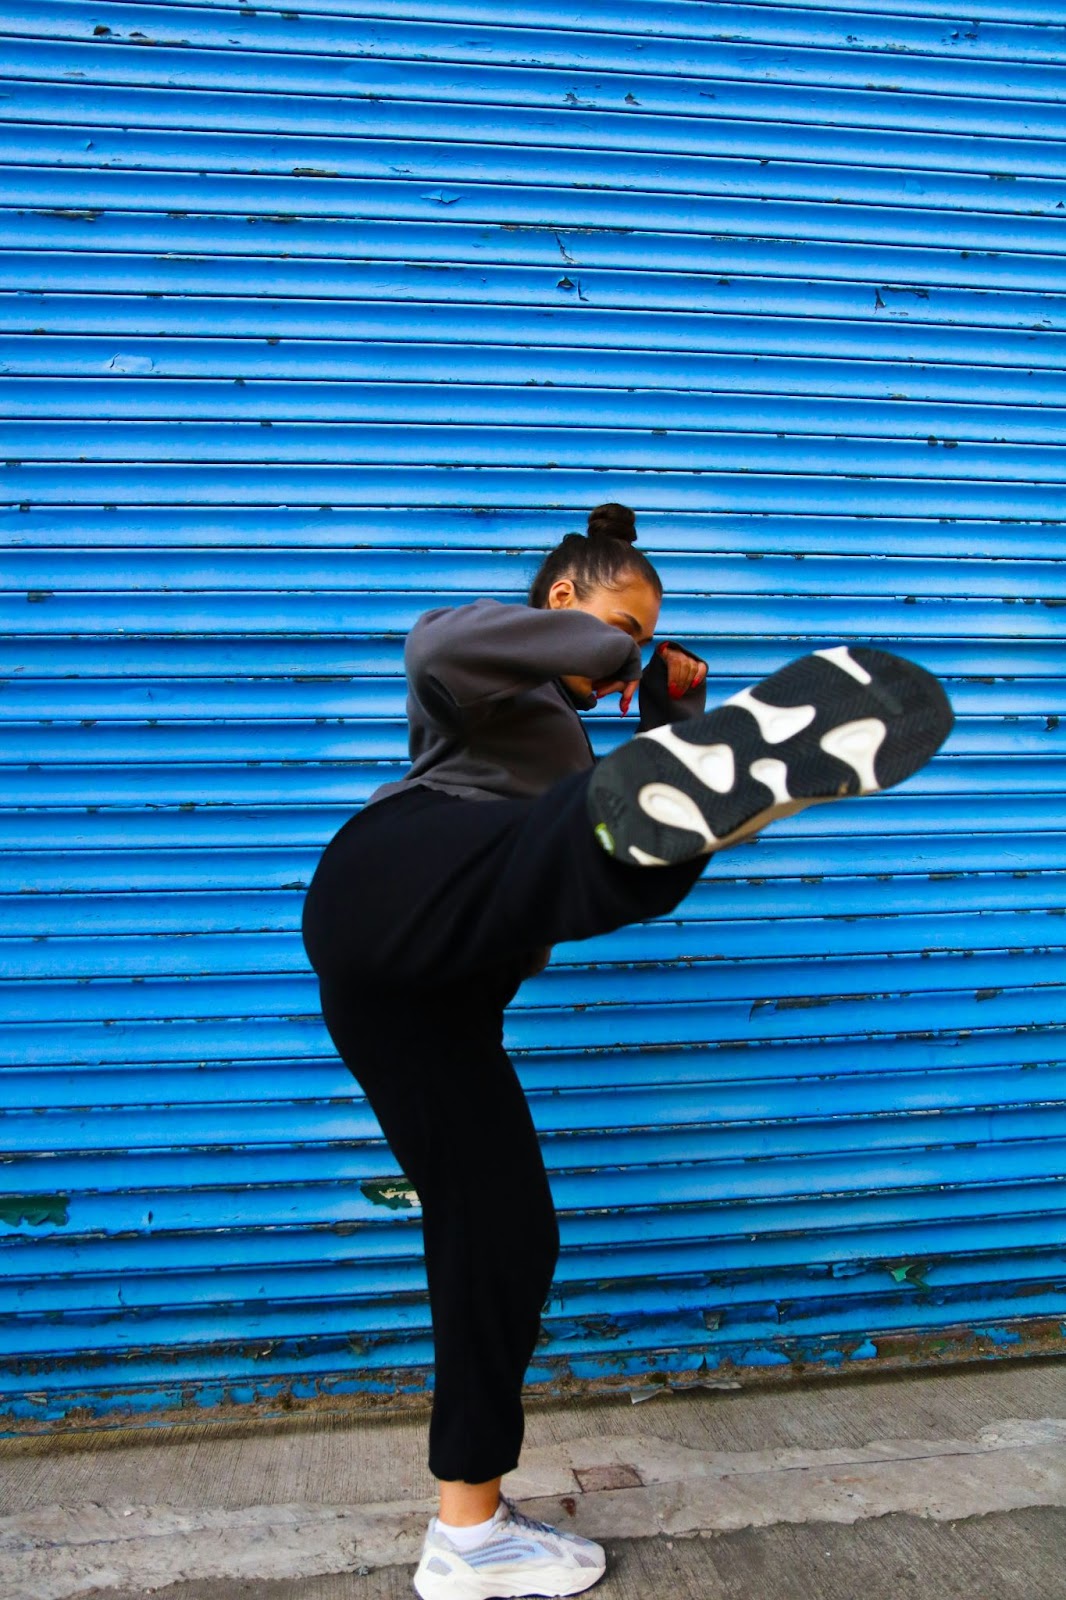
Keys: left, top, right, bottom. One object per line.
{"left": 562, "top": 672, "right": 642, "bottom": 712}
{"left": 657, "top": 642, "right": 708, "bottom": 700}
{"left": 564, "top": 645, "right": 706, "bottom": 713}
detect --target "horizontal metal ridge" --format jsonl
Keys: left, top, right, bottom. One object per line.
{"left": 5, "top": 873, "right": 1065, "bottom": 932}
{"left": 4, "top": 1153, "right": 1065, "bottom": 1244}
{"left": 8, "top": 125, "right": 1066, "bottom": 220}
{"left": 5, "top": 1209, "right": 1066, "bottom": 1298}
{"left": 0, "top": 768, "right": 1059, "bottom": 815}
{"left": 5, "top": 472, "right": 1066, "bottom": 522}
{"left": 8, "top": 1308, "right": 1065, "bottom": 1404}
{"left": 0, "top": 793, "right": 1056, "bottom": 844}
{"left": 3, "top": 993, "right": 1065, "bottom": 1063}
{"left": 4, "top": 1108, "right": 1066, "bottom": 1187}
{"left": 8, "top": 831, "right": 1062, "bottom": 893}
{"left": 5, "top": 590, "right": 1063, "bottom": 636}
{"left": 4, "top": 864, "right": 1056, "bottom": 928}
{"left": 7, "top": 1251, "right": 1066, "bottom": 1339}
{"left": 52, "top": 720, "right": 1062, "bottom": 771}
{"left": 4, "top": 942, "right": 1064, "bottom": 1019}
{"left": 6, "top": 549, "right": 1063, "bottom": 595}
{"left": 5, "top": 339, "right": 1062, "bottom": 407}
{"left": 6, "top": 215, "right": 1066, "bottom": 294}
{"left": 8, "top": 1056, "right": 1062, "bottom": 1120}
{"left": 5, "top": 381, "right": 1066, "bottom": 446}
{"left": 6, "top": 1283, "right": 1065, "bottom": 1372}
{"left": 5, "top": 1247, "right": 1066, "bottom": 1335}
{"left": 1, "top": 771, "right": 1059, "bottom": 821}
{"left": 7, "top": 261, "right": 1066, "bottom": 336}
{"left": 4, "top": 1171, "right": 1062, "bottom": 1260}
{"left": 2, "top": 512, "right": 1062, "bottom": 563}
{"left": 5, "top": 1030, "right": 1064, "bottom": 1095}
{"left": 7, "top": 2, "right": 1066, "bottom": 96}
{"left": 0, "top": 721, "right": 1059, "bottom": 765}
{"left": 82, "top": 0, "right": 1065, "bottom": 30}
{"left": 6, "top": 746, "right": 1027, "bottom": 780}
{"left": 6, "top": 42, "right": 1066, "bottom": 143}
{"left": 6, "top": 169, "right": 1066, "bottom": 253}
{"left": 16, "top": 0, "right": 1063, "bottom": 61}
{"left": 2, "top": 635, "right": 1062, "bottom": 675}
{"left": 4, "top": 1130, "right": 1066, "bottom": 1210}
{"left": 7, "top": 1065, "right": 1066, "bottom": 1146}
{"left": 2, "top": 984, "right": 1061, "bottom": 1058}
{"left": 6, "top": 85, "right": 1066, "bottom": 181}
{"left": 6, "top": 908, "right": 1065, "bottom": 979}
{"left": 8, "top": 298, "right": 1066, "bottom": 369}
{"left": 6, "top": 1315, "right": 1066, "bottom": 1403}
{"left": 2, "top": 677, "right": 1062, "bottom": 720}
{"left": 8, "top": 425, "right": 1066, "bottom": 485}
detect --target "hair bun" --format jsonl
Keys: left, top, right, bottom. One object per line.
{"left": 587, "top": 502, "right": 637, "bottom": 545}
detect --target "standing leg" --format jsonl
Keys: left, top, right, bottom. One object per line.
{"left": 318, "top": 966, "right": 559, "bottom": 1486}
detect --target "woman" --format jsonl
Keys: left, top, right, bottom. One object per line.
{"left": 302, "top": 503, "right": 952, "bottom": 1600}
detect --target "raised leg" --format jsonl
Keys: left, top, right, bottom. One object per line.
{"left": 302, "top": 770, "right": 705, "bottom": 990}
{"left": 588, "top": 645, "right": 954, "bottom": 866}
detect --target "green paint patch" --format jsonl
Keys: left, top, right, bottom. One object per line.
{"left": 360, "top": 1179, "right": 419, "bottom": 1211}
{"left": 0, "top": 1193, "right": 69, "bottom": 1228}
{"left": 888, "top": 1261, "right": 931, "bottom": 1288}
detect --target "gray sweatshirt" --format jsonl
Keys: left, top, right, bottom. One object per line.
{"left": 368, "top": 598, "right": 707, "bottom": 806}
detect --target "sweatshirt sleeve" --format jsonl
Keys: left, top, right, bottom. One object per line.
{"left": 406, "top": 599, "right": 643, "bottom": 720}
{"left": 638, "top": 642, "right": 708, "bottom": 732}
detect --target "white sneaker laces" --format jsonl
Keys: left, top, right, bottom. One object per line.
{"left": 500, "top": 1497, "right": 557, "bottom": 1538}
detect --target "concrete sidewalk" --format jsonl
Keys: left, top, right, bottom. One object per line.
{"left": 2, "top": 1359, "right": 1064, "bottom": 1600}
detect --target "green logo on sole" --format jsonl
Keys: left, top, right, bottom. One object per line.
{"left": 594, "top": 823, "right": 615, "bottom": 855}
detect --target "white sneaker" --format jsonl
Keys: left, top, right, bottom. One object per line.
{"left": 412, "top": 1496, "right": 606, "bottom": 1598}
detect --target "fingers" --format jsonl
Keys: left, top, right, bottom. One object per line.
{"left": 590, "top": 676, "right": 640, "bottom": 713}
{"left": 666, "top": 652, "right": 702, "bottom": 698}
{"left": 658, "top": 643, "right": 709, "bottom": 699}
{"left": 596, "top": 650, "right": 706, "bottom": 715}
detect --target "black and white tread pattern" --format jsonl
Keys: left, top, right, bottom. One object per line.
{"left": 587, "top": 645, "right": 954, "bottom": 867}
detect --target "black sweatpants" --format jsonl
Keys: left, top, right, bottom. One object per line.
{"left": 301, "top": 769, "right": 705, "bottom": 1484}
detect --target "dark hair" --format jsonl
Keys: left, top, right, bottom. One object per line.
{"left": 528, "top": 503, "right": 662, "bottom": 608}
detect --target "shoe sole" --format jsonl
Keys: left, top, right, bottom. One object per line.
{"left": 587, "top": 645, "right": 954, "bottom": 867}
{"left": 413, "top": 1556, "right": 606, "bottom": 1599}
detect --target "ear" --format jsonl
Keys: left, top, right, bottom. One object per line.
{"left": 547, "top": 577, "right": 576, "bottom": 610}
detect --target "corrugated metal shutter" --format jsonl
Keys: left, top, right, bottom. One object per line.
{"left": 2, "top": 0, "right": 1065, "bottom": 1427}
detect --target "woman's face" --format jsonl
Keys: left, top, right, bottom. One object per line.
{"left": 548, "top": 574, "right": 661, "bottom": 651}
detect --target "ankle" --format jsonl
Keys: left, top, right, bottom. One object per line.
{"left": 437, "top": 1477, "right": 502, "bottom": 1527}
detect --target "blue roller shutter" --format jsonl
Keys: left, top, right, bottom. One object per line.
{"left": 1, "top": 0, "right": 1064, "bottom": 1426}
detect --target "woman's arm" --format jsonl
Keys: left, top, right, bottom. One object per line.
{"left": 407, "top": 598, "right": 643, "bottom": 720}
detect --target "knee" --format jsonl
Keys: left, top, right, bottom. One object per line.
{"left": 515, "top": 1172, "right": 560, "bottom": 1287}
{"left": 471, "top": 1161, "right": 559, "bottom": 1281}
